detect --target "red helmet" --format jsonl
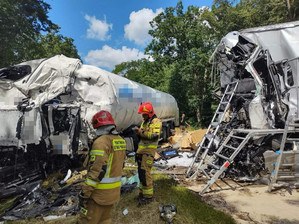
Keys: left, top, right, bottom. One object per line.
{"left": 92, "top": 110, "right": 115, "bottom": 129}
{"left": 138, "top": 102, "right": 154, "bottom": 118}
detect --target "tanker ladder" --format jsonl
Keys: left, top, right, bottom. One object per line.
{"left": 268, "top": 116, "right": 299, "bottom": 192}
{"left": 186, "top": 81, "right": 239, "bottom": 178}
{"left": 199, "top": 129, "right": 286, "bottom": 194}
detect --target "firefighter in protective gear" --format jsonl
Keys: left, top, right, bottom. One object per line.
{"left": 135, "top": 102, "right": 162, "bottom": 205}
{"left": 78, "top": 110, "right": 126, "bottom": 224}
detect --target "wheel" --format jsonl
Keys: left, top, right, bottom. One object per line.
{"left": 162, "top": 126, "right": 167, "bottom": 142}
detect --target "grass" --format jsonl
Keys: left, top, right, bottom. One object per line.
{"left": 2, "top": 172, "right": 235, "bottom": 224}
{"left": 0, "top": 197, "right": 17, "bottom": 217}
{"left": 112, "top": 173, "right": 235, "bottom": 224}
{"left": 4, "top": 216, "right": 78, "bottom": 224}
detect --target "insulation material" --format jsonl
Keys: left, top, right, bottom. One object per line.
{"left": 169, "top": 129, "right": 207, "bottom": 150}
{"left": 248, "top": 96, "right": 269, "bottom": 129}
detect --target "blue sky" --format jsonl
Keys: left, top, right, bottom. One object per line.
{"left": 45, "top": 0, "right": 214, "bottom": 71}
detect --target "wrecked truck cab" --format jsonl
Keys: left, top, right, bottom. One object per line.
{"left": 187, "top": 21, "right": 299, "bottom": 193}
{"left": 214, "top": 22, "right": 299, "bottom": 129}
{"left": 0, "top": 55, "right": 179, "bottom": 184}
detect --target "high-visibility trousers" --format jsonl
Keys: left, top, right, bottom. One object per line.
{"left": 78, "top": 198, "right": 113, "bottom": 224}
{"left": 136, "top": 153, "right": 154, "bottom": 198}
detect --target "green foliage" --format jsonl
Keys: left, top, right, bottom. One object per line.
{"left": 286, "top": 0, "right": 299, "bottom": 20}
{"left": 113, "top": 0, "right": 298, "bottom": 127}
{"left": 37, "top": 27, "right": 81, "bottom": 59}
{"left": 0, "top": 0, "right": 80, "bottom": 68}
{"left": 114, "top": 2, "right": 215, "bottom": 127}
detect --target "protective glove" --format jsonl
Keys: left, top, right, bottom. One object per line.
{"left": 132, "top": 126, "right": 142, "bottom": 134}
{"left": 78, "top": 191, "right": 88, "bottom": 209}
{"left": 152, "top": 133, "right": 159, "bottom": 140}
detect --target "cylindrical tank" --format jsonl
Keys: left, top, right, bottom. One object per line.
{"left": 73, "top": 65, "right": 179, "bottom": 132}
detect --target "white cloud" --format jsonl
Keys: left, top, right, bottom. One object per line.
{"left": 84, "top": 45, "right": 147, "bottom": 69}
{"left": 85, "top": 14, "right": 112, "bottom": 41}
{"left": 124, "top": 8, "right": 163, "bottom": 46}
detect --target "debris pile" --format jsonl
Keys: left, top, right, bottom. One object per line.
{"left": 0, "top": 170, "right": 84, "bottom": 221}
{"left": 0, "top": 168, "right": 140, "bottom": 221}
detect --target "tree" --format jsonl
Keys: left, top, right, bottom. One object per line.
{"left": 145, "top": 2, "right": 215, "bottom": 125}
{"left": 284, "top": 0, "right": 299, "bottom": 20}
{"left": 0, "top": 0, "right": 80, "bottom": 68}
{"left": 113, "top": 0, "right": 298, "bottom": 127}
{"left": 203, "top": 0, "right": 292, "bottom": 43}
{"left": 37, "top": 27, "right": 81, "bottom": 59}
{"left": 0, "top": 0, "right": 53, "bottom": 67}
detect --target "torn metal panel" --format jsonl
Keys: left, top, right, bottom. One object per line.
{"left": 212, "top": 21, "right": 299, "bottom": 128}
{"left": 13, "top": 55, "right": 81, "bottom": 107}
{"left": 241, "top": 21, "right": 299, "bottom": 114}
{"left": 0, "top": 110, "right": 21, "bottom": 146}
{"left": 190, "top": 21, "right": 299, "bottom": 188}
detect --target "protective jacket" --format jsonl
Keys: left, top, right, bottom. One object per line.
{"left": 136, "top": 115, "right": 162, "bottom": 198}
{"left": 82, "top": 134, "right": 126, "bottom": 205}
{"left": 136, "top": 116, "right": 162, "bottom": 157}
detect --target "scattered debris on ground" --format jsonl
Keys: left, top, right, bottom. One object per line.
{"left": 0, "top": 170, "right": 83, "bottom": 221}
{"left": 153, "top": 129, "right": 299, "bottom": 224}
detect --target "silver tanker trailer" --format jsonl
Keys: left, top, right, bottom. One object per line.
{"left": 0, "top": 55, "right": 179, "bottom": 182}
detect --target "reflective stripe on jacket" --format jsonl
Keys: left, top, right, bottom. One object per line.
{"left": 137, "top": 117, "right": 162, "bottom": 156}
{"left": 82, "top": 135, "right": 126, "bottom": 205}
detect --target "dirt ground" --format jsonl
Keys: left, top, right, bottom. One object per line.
{"left": 164, "top": 167, "right": 299, "bottom": 224}
{"left": 166, "top": 167, "right": 299, "bottom": 224}
{"left": 185, "top": 180, "right": 299, "bottom": 224}
{"left": 167, "top": 129, "right": 299, "bottom": 224}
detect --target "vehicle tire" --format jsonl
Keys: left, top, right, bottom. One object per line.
{"left": 162, "top": 126, "right": 167, "bottom": 142}
{"left": 166, "top": 125, "right": 171, "bottom": 139}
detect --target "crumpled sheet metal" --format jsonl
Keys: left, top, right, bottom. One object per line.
{"left": 14, "top": 55, "right": 81, "bottom": 107}
{"left": 0, "top": 55, "right": 179, "bottom": 147}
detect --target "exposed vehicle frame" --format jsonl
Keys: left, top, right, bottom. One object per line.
{"left": 186, "top": 21, "right": 299, "bottom": 193}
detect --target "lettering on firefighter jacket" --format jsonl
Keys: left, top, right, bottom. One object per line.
{"left": 82, "top": 134, "right": 126, "bottom": 205}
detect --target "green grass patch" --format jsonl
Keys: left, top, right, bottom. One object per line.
{"left": 4, "top": 216, "right": 78, "bottom": 224}
{"left": 153, "top": 174, "right": 235, "bottom": 224}
{"left": 112, "top": 173, "right": 235, "bottom": 224}
{"left": 0, "top": 197, "right": 17, "bottom": 217}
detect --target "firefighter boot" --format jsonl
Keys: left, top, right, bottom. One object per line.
{"left": 138, "top": 197, "right": 153, "bottom": 206}
{"left": 134, "top": 193, "right": 143, "bottom": 201}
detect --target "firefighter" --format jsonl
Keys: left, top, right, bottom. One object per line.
{"left": 78, "top": 110, "right": 126, "bottom": 224}
{"left": 135, "top": 102, "right": 162, "bottom": 205}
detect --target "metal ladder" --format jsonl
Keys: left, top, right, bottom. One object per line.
{"left": 198, "top": 130, "right": 252, "bottom": 194}
{"left": 186, "top": 82, "right": 239, "bottom": 178}
{"left": 268, "top": 116, "right": 299, "bottom": 192}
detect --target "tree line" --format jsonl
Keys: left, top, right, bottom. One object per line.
{"left": 0, "top": 0, "right": 80, "bottom": 68}
{"left": 113, "top": 0, "right": 299, "bottom": 127}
